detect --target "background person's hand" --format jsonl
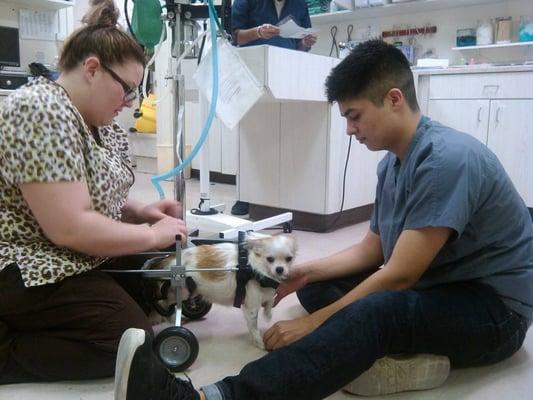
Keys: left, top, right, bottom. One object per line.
{"left": 301, "top": 34, "right": 317, "bottom": 48}
{"left": 140, "top": 199, "right": 182, "bottom": 224}
{"left": 258, "top": 24, "right": 280, "bottom": 39}
{"left": 150, "top": 216, "right": 188, "bottom": 249}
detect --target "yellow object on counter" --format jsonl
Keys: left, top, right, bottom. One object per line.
{"left": 134, "top": 93, "right": 157, "bottom": 133}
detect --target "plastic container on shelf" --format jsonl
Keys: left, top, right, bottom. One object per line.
{"left": 519, "top": 16, "right": 533, "bottom": 42}
{"left": 476, "top": 19, "right": 494, "bottom": 46}
{"left": 495, "top": 16, "right": 512, "bottom": 44}
{"left": 456, "top": 28, "right": 477, "bottom": 47}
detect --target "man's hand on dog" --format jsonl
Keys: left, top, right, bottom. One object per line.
{"left": 263, "top": 315, "right": 319, "bottom": 350}
{"left": 273, "top": 266, "right": 308, "bottom": 306}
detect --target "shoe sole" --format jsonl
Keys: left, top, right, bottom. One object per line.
{"left": 343, "top": 354, "right": 450, "bottom": 396}
{"left": 114, "top": 328, "right": 146, "bottom": 400}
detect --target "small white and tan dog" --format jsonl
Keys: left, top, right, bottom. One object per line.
{"left": 152, "top": 232, "right": 297, "bottom": 349}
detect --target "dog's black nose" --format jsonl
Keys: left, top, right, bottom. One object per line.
{"left": 275, "top": 266, "right": 285, "bottom": 275}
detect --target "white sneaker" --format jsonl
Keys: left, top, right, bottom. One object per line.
{"left": 343, "top": 354, "right": 450, "bottom": 396}
{"left": 114, "top": 328, "right": 199, "bottom": 400}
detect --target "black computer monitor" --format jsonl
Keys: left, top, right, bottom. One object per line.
{"left": 0, "top": 26, "right": 21, "bottom": 68}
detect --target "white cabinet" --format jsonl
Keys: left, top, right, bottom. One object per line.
{"left": 425, "top": 70, "right": 533, "bottom": 207}
{"left": 237, "top": 45, "right": 378, "bottom": 222}
{"left": 428, "top": 99, "right": 489, "bottom": 144}
{"left": 4, "top": 0, "right": 75, "bottom": 10}
{"left": 187, "top": 99, "right": 238, "bottom": 176}
{"left": 487, "top": 99, "right": 533, "bottom": 206}
{"left": 279, "top": 102, "right": 328, "bottom": 213}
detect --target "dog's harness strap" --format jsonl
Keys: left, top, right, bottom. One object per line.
{"left": 254, "top": 273, "right": 279, "bottom": 289}
{"left": 186, "top": 276, "right": 197, "bottom": 295}
{"left": 233, "top": 231, "right": 253, "bottom": 308}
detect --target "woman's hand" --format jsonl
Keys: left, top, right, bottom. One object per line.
{"left": 263, "top": 314, "right": 320, "bottom": 350}
{"left": 150, "top": 216, "right": 188, "bottom": 249}
{"left": 273, "top": 266, "right": 309, "bottom": 306}
{"left": 299, "top": 34, "right": 317, "bottom": 49}
{"left": 257, "top": 24, "right": 280, "bottom": 40}
{"left": 139, "top": 199, "right": 182, "bottom": 224}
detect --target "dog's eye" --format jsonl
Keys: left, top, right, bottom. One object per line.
{"left": 266, "top": 256, "right": 275, "bottom": 263}
{"left": 286, "top": 256, "right": 293, "bottom": 262}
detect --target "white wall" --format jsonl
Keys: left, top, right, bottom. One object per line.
{"left": 73, "top": 0, "right": 132, "bottom": 30}
{"left": 310, "top": 0, "right": 533, "bottom": 65}
{"left": 0, "top": 0, "right": 134, "bottom": 71}
{"left": 0, "top": 2, "right": 72, "bottom": 70}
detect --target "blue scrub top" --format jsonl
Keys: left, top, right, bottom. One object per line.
{"left": 231, "top": 0, "right": 312, "bottom": 50}
{"left": 370, "top": 116, "right": 533, "bottom": 324}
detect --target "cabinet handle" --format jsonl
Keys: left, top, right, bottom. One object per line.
{"left": 477, "top": 107, "right": 482, "bottom": 122}
{"left": 495, "top": 106, "right": 502, "bottom": 123}
{"left": 483, "top": 84, "right": 500, "bottom": 92}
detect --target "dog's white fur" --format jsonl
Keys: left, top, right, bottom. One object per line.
{"left": 151, "top": 232, "right": 297, "bottom": 349}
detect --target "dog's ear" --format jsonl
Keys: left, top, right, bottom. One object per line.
{"left": 244, "top": 237, "right": 266, "bottom": 255}
{"left": 246, "top": 231, "right": 269, "bottom": 241}
{"left": 284, "top": 235, "right": 297, "bottom": 254}
{"left": 244, "top": 232, "right": 270, "bottom": 254}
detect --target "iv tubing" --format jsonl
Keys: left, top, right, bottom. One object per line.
{"left": 151, "top": 0, "right": 220, "bottom": 199}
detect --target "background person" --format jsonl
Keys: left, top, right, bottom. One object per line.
{"left": 229, "top": 0, "right": 317, "bottom": 216}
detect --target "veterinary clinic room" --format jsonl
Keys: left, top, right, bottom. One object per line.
{"left": 1, "top": 0, "right": 533, "bottom": 399}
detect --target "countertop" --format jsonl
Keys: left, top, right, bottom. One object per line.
{"left": 412, "top": 63, "right": 533, "bottom": 75}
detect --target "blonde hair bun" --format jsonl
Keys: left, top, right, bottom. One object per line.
{"left": 81, "top": 0, "right": 120, "bottom": 28}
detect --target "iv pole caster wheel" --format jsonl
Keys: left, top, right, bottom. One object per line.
{"left": 182, "top": 296, "right": 212, "bottom": 320}
{"left": 283, "top": 221, "right": 293, "bottom": 233}
{"left": 154, "top": 326, "right": 199, "bottom": 372}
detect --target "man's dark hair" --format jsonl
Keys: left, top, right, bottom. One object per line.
{"left": 325, "top": 39, "right": 419, "bottom": 111}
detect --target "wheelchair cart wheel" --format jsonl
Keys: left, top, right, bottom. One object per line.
{"left": 154, "top": 326, "right": 199, "bottom": 372}
{"left": 182, "top": 296, "right": 212, "bottom": 320}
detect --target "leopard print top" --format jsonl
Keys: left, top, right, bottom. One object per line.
{"left": 0, "top": 77, "right": 134, "bottom": 287}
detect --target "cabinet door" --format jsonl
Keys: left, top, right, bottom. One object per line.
{"left": 239, "top": 102, "right": 281, "bottom": 207}
{"left": 279, "top": 102, "right": 328, "bottom": 214}
{"left": 487, "top": 100, "right": 533, "bottom": 207}
{"left": 428, "top": 99, "right": 490, "bottom": 144}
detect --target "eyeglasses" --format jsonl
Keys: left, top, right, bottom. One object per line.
{"left": 101, "top": 64, "right": 138, "bottom": 103}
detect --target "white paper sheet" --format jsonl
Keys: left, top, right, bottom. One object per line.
{"left": 19, "top": 9, "right": 58, "bottom": 41}
{"left": 277, "top": 18, "right": 318, "bottom": 39}
{"left": 194, "top": 39, "right": 264, "bottom": 130}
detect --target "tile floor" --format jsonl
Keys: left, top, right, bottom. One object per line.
{"left": 0, "top": 173, "right": 531, "bottom": 400}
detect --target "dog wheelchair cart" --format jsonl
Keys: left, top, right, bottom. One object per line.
{"left": 103, "top": 234, "right": 244, "bottom": 372}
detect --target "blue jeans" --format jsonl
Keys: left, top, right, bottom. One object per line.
{"left": 211, "top": 275, "right": 529, "bottom": 400}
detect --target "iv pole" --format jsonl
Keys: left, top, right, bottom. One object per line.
{"left": 155, "top": 0, "right": 293, "bottom": 239}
